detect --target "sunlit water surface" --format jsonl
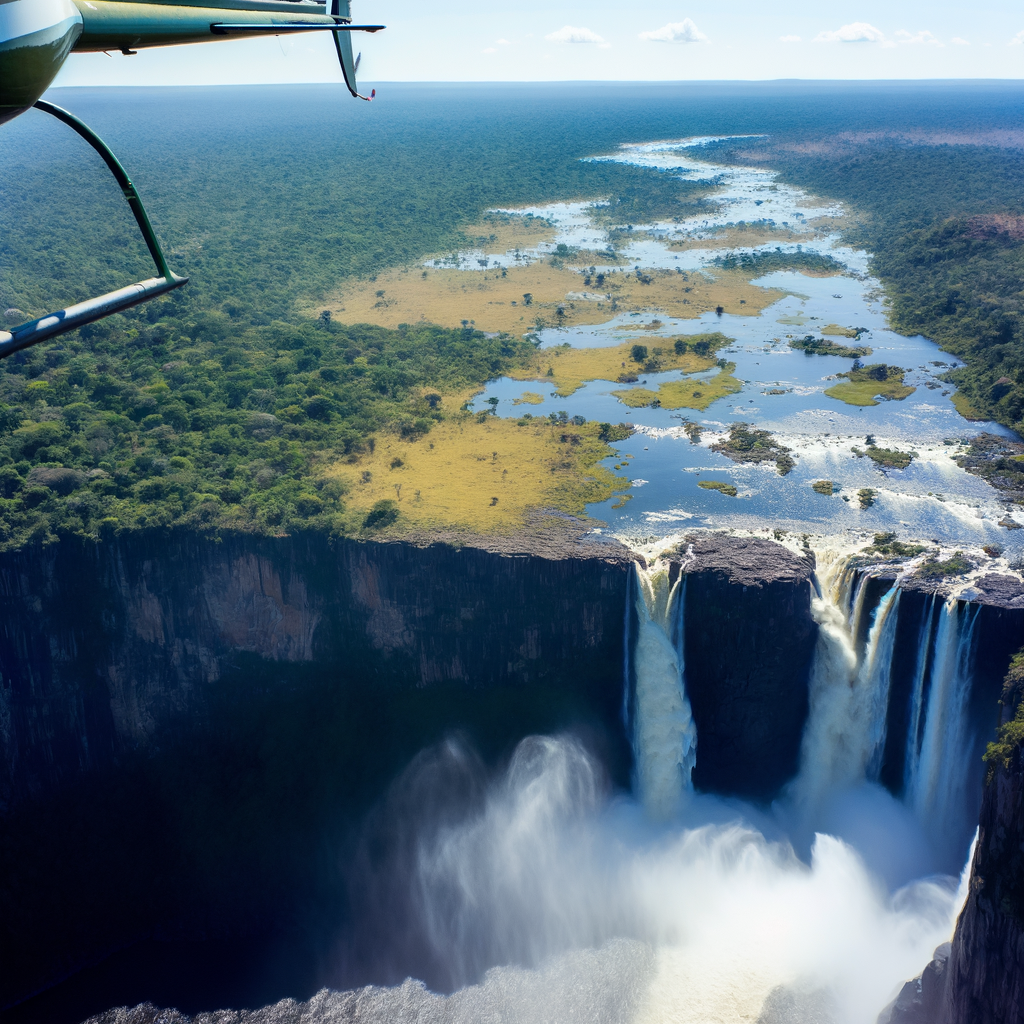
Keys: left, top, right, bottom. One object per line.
{"left": 438, "top": 137, "right": 1021, "bottom": 555}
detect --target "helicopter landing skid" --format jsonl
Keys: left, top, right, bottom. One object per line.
{"left": 0, "top": 100, "right": 187, "bottom": 359}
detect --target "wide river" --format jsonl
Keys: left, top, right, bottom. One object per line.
{"left": 438, "top": 137, "right": 1022, "bottom": 557}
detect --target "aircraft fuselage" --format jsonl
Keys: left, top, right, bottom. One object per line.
{"left": 0, "top": 0, "right": 337, "bottom": 125}
{"left": 0, "top": 0, "right": 83, "bottom": 124}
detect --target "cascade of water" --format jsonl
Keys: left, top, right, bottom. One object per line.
{"left": 631, "top": 562, "right": 697, "bottom": 819}
{"left": 791, "top": 584, "right": 858, "bottom": 812}
{"left": 848, "top": 572, "right": 872, "bottom": 657}
{"left": 621, "top": 566, "right": 633, "bottom": 735}
{"left": 794, "top": 577, "right": 901, "bottom": 811}
{"left": 828, "top": 556, "right": 859, "bottom": 617}
{"left": 902, "top": 595, "right": 938, "bottom": 795}
{"left": 906, "top": 599, "right": 982, "bottom": 859}
{"left": 864, "top": 587, "right": 902, "bottom": 781}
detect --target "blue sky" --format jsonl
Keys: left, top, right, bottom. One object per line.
{"left": 55, "top": 0, "right": 1024, "bottom": 87}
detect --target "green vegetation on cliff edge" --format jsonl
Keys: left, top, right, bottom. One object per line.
{"left": 985, "top": 650, "right": 1024, "bottom": 773}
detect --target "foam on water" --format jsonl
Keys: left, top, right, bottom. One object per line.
{"left": 335, "top": 734, "right": 963, "bottom": 1024}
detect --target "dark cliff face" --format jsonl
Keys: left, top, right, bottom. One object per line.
{"left": 944, "top": 724, "right": 1024, "bottom": 1023}
{"left": 0, "top": 532, "right": 635, "bottom": 1011}
{"left": 854, "top": 568, "right": 1023, "bottom": 807}
{"left": 5, "top": 530, "right": 1024, "bottom": 1024}
{"left": 0, "top": 529, "right": 824, "bottom": 1018}
{"left": 0, "top": 533, "right": 632, "bottom": 811}
{"left": 674, "top": 534, "right": 818, "bottom": 801}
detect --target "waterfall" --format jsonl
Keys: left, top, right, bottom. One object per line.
{"left": 902, "top": 595, "right": 938, "bottom": 795}
{"left": 801, "top": 557, "right": 984, "bottom": 870}
{"left": 793, "top": 560, "right": 900, "bottom": 814}
{"left": 905, "top": 599, "right": 981, "bottom": 860}
{"left": 792, "top": 590, "right": 858, "bottom": 811}
{"left": 621, "top": 567, "right": 633, "bottom": 735}
{"left": 631, "top": 562, "right": 697, "bottom": 819}
{"left": 864, "top": 587, "right": 902, "bottom": 781}
{"left": 849, "top": 572, "right": 872, "bottom": 655}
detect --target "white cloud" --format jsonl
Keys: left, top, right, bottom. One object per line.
{"left": 496, "top": 39, "right": 512, "bottom": 46}
{"left": 814, "top": 22, "right": 886, "bottom": 44}
{"left": 545, "top": 25, "right": 607, "bottom": 46}
{"left": 779, "top": 35, "right": 801, "bottom": 43}
{"left": 1011, "top": 29, "right": 1024, "bottom": 45}
{"left": 482, "top": 47, "right": 497, "bottom": 54}
{"left": 896, "top": 29, "right": 942, "bottom": 46}
{"left": 639, "top": 19, "right": 708, "bottom": 44}
{"left": 951, "top": 37, "right": 970, "bottom": 45}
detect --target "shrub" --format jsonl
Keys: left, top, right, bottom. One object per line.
{"left": 363, "top": 499, "right": 398, "bottom": 530}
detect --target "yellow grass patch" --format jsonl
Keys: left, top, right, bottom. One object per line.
{"left": 326, "top": 417, "right": 628, "bottom": 534}
{"left": 821, "top": 324, "right": 859, "bottom": 338}
{"left": 463, "top": 212, "right": 557, "bottom": 254}
{"left": 612, "top": 365, "right": 743, "bottom": 412}
{"left": 824, "top": 379, "right": 915, "bottom": 407}
{"left": 508, "top": 338, "right": 725, "bottom": 397}
{"left": 513, "top": 391, "right": 544, "bottom": 405}
{"left": 319, "top": 264, "right": 782, "bottom": 335}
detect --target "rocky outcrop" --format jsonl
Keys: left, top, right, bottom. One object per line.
{"left": 944, "top": 715, "right": 1024, "bottom": 1023}
{"left": 879, "top": 735, "right": 1024, "bottom": 1024}
{"left": 877, "top": 943, "right": 951, "bottom": 1023}
{"left": 880, "top": 652, "right": 1024, "bottom": 1024}
{"left": 673, "top": 534, "right": 818, "bottom": 800}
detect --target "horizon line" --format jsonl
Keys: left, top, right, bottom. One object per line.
{"left": 48, "top": 77, "right": 1024, "bottom": 88}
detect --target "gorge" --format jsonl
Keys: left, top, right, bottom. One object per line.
{"left": 1, "top": 528, "right": 1021, "bottom": 1023}
{"left": 4, "top": 81, "right": 1024, "bottom": 1024}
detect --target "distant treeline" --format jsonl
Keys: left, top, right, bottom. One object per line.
{"left": 727, "top": 139, "right": 1024, "bottom": 431}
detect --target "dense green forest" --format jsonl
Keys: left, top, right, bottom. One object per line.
{"left": 0, "top": 317, "right": 540, "bottom": 546}
{"left": 3, "top": 83, "right": 1024, "bottom": 547}
{"left": 725, "top": 139, "right": 1024, "bottom": 430}
{"left": 0, "top": 87, "right": 718, "bottom": 548}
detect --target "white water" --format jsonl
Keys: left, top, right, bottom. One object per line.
{"left": 349, "top": 735, "right": 963, "bottom": 1024}
{"left": 790, "top": 561, "right": 902, "bottom": 817}
{"left": 792, "top": 553, "right": 984, "bottom": 875}
{"left": 905, "top": 599, "right": 982, "bottom": 864}
{"left": 335, "top": 557, "right": 975, "bottom": 1024}
{"left": 631, "top": 562, "right": 697, "bottom": 818}
{"left": 864, "top": 588, "right": 902, "bottom": 782}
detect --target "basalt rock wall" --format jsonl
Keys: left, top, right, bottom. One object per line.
{"left": 0, "top": 530, "right": 821, "bottom": 1013}
{"left": 672, "top": 534, "right": 819, "bottom": 800}
{"left": 944, "top": 693, "right": 1024, "bottom": 1024}
{"left": 0, "top": 532, "right": 632, "bottom": 812}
